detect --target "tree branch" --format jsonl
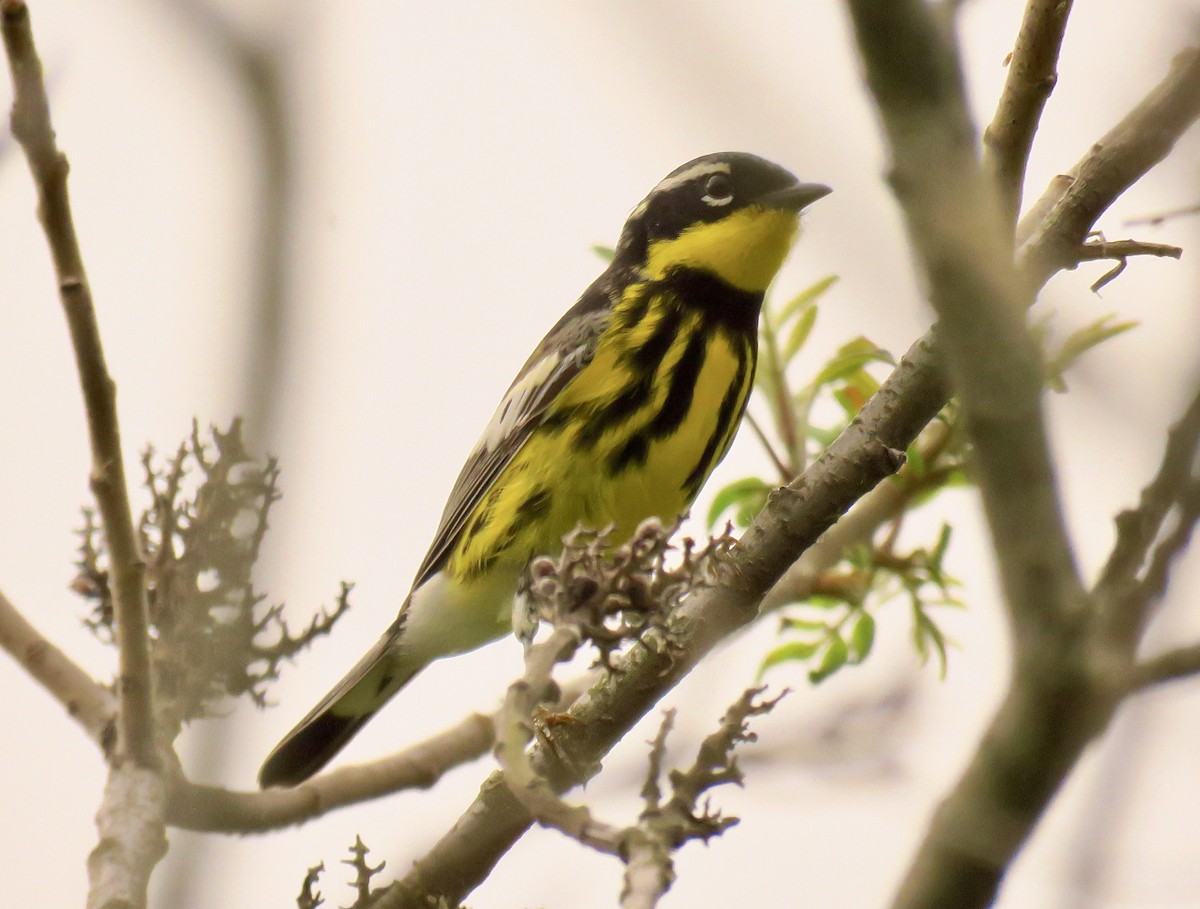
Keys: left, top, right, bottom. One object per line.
{"left": 846, "top": 0, "right": 1087, "bottom": 642}
{"left": 0, "top": 587, "right": 116, "bottom": 748}
{"left": 1096, "top": 383, "right": 1200, "bottom": 643}
{"left": 1128, "top": 643, "right": 1200, "bottom": 691}
{"left": 982, "top": 0, "right": 1074, "bottom": 226}
{"left": 1019, "top": 47, "right": 1200, "bottom": 286}
{"left": 2, "top": 0, "right": 157, "bottom": 768}
{"left": 840, "top": 7, "right": 1200, "bottom": 909}
{"left": 167, "top": 712, "right": 496, "bottom": 833}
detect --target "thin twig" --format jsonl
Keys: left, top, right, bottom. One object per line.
{"left": 983, "top": 0, "right": 1074, "bottom": 226}
{"left": 1074, "top": 238, "right": 1183, "bottom": 265}
{"left": 0, "top": 587, "right": 116, "bottom": 748}
{"left": 1125, "top": 202, "right": 1200, "bottom": 227}
{"left": 1072, "top": 238, "right": 1183, "bottom": 292}
{"left": 1127, "top": 643, "right": 1200, "bottom": 691}
{"left": 2, "top": 0, "right": 157, "bottom": 768}
{"left": 757, "top": 309, "right": 802, "bottom": 473}
{"left": 1133, "top": 481, "right": 1200, "bottom": 622}
{"left": 745, "top": 411, "right": 793, "bottom": 482}
{"left": 1096, "top": 383, "right": 1200, "bottom": 638}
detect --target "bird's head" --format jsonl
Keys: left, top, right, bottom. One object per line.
{"left": 614, "top": 152, "right": 831, "bottom": 293}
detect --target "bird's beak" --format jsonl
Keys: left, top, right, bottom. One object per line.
{"left": 760, "top": 182, "right": 832, "bottom": 212}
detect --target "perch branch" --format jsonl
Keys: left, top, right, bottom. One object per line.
{"left": 2, "top": 0, "right": 157, "bottom": 768}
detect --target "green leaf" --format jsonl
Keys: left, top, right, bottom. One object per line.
{"left": 906, "top": 441, "right": 927, "bottom": 478}
{"left": 931, "top": 523, "right": 952, "bottom": 569}
{"left": 809, "top": 635, "right": 849, "bottom": 684}
{"left": 781, "top": 304, "right": 820, "bottom": 365}
{"left": 591, "top": 244, "right": 615, "bottom": 262}
{"left": 806, "top": 425, "right": 839, "bottom": 448}
{"left": 830, "top": 366, "right": 882, "bottom": 418}
{"left": 843, "top": 367, "right": 882, "bottom": 399}
{"left": 805, "top": 594, "right": 848, "bottom": 610}
{"left": 759, "top": 639, "right": 823, "bottom": 678}
{"left": 706, "top": 477, "right": 771, "bottom": 529}
{"left": 912, "top": 606, "right": 948, "bottom": 677}
{"left": 775, "top": 275, "right": 838, "bottom": 328}
{"left": 1045, "top": 314, "right": 1138, "bottom": 390}
{"left": 780, "top": 616, "right": 832, "bottom": 632}
{"left": 848, "top": 613, "right": 876, "bottom": 663}
{"left": 810, "top": 337, "right": 896, "bottom": 390}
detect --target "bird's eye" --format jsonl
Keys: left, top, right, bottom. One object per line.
{"left": 701, "top": 173, "right": 734, "bottom": 205}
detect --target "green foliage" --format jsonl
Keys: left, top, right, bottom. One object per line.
{"left": 1042, "top": 313, "right": 1138, "bottom": 392}
{"left": 711, "top": 270, "right": 1137, "bottom": 687}
{"left": 759, "top": 525, "right": 962, "bottom": 684}
{"left": 706, "top": 477, "right": 772, "bottom": 529}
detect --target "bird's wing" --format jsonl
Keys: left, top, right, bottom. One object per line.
{"left": 408, "top": 301, "right": 612, "bottom": 590}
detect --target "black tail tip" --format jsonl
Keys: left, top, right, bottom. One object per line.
{"left": 258, "top": 712, "right": 368, "bottom": 789}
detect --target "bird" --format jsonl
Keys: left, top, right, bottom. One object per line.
{"left": 258, "top": 152, "right": 830, "bottom": 788}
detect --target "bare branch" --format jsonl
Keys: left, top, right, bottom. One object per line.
{"left": 1019, "top": 47, "right": 1200, "bottom": 285}
{"left": 846, "top": 0, "right": 1087, "bottom": 639}
{"left": 621, "top": 690, "right": 784, "bottom": 909}
{"left": 1128, "top": 643, "right": 1200, "bottom": 691}
{"left": 1, "top": 0, "right": 157, "bottom": 767}
{"left": 166, "top": 670, "right": 596, "bottom": 834}
{"left": 1096, "top": 384, "right": 1200, "bottom": 640}
{"left": 0, "top": 587, "right": 116, "bottom": 748}
{"left": 161, "top": 0, "right": 293, "bottom": 445}
{"left": 1074, "top": 237, "right": 1183, "bottom": 266}
{"left": 983, "top": 0, "right": 1074, "bottom": 226}
{"left": 1133, "top": 480, "right": 1200, "bottom": 620}
{"left": 168, "top": 713, "right": 495, "bottom": 833}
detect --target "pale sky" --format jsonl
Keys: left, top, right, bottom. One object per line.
{"left": 2, "top": 2, "right": 1200, "bottom": 907}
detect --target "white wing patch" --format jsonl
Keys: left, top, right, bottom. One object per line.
{"left": 480, "top": 350, "right": 562, "bottom": 452}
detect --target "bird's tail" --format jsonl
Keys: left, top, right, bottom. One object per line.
{"left": 258, "top": 626, "right": 422, "bottom": 788}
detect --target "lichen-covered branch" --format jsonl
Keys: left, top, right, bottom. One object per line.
{"left": 87, "top": 766, "right": 169, "bottom": 909}
{"left": 1, "top": 0, "right": 157, "bottom": 769}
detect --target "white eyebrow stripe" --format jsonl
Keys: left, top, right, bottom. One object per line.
{"left": 650, "top": 161, "right": 730, "bottom": 196}
{"left": 629, "top": 162, "right": 731, "bottom": 219}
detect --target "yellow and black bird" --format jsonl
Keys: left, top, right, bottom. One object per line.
{"left": 258, "top": 152, "right": 830, "bottom": 788}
